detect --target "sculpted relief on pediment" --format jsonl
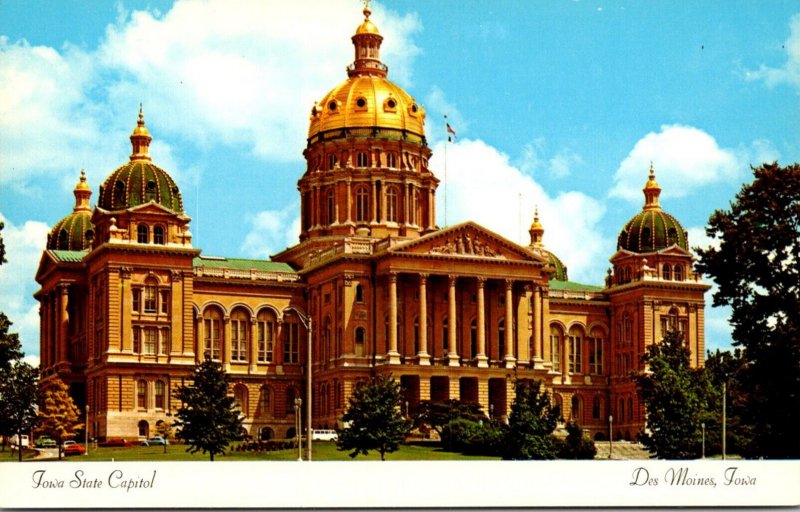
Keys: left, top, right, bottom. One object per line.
{"left": 428, "top": 231, "right": 499, "bottom": 258}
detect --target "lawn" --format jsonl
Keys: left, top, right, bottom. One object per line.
{"left": 39, "top": 441, "right": 501, "bottom": 462}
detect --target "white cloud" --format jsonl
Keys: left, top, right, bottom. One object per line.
{"left": 22, "top": 354, "right": 40, "bottom": 369}
{"left": 548, "top": 149, "right": 583, "bottom": 179}
{"left": 745, "top": 13, "right": 800, "bottom": 90}
{"left": 241, "top": 207, "right": 300, "bottom": 259}
{"left": 0, "top": 213, "right": 49, "bottom": 357}
{"left": 424, "top": 85, "right": 467, "bottom": 144}
{"left": 609, "top": 124, "right": 742, "bottom": 201}
{"left": 430, "top": 138, "right": 608, "bottom": 283}
{"left": 517, "top": 138, "right": 546, "bottom": 175}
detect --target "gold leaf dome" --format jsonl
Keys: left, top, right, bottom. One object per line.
{"left": 48, "top": 170, "right": 94, "bottom": 251}
{"left": 307, "top": 6, "right": 426, "bottom": 144}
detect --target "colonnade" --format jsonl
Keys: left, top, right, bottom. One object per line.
{"left": 39, "top": 283, "right": 70, "bottom": 370}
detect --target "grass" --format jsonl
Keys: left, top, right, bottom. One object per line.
{"left": 29, "top": 441, "right": 501, "bottom": 462}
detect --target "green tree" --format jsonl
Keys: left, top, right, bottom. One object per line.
{"left": 173, "top": 357, "right": 243, "bottom": 461}
{"left": 0, "top": 220, "right": 6, "bottom": 264}
{"left": 635, "top": 330, "right": 706, "bottom": 459}
{"left": 155, "top": 420, "right": 174, "bottom": 454}
{"left": 504, "top": 379, "right": 561, "bottom": 460}
{"left": 702, "top": 349, "right": 753, "bottom": 457}
{"left": 0, "top": 362, "right": 39, "bottom": 461}
{"left": 414, "top": 399, "right": 485, "bottom": 439}
{"left": 557, "top": 421, "right": 597, "bottom": 459}
{"left": 37, "top": 378, "right": 81, "bottom": 460}
{"left": 0, "top": 313, "right": 23, "bottom": 373}
{"left": 695, "top": 162, "right": 800, "bottom": 459}
{"left": 336, "top": 374, "right": 410, "bottom": 461}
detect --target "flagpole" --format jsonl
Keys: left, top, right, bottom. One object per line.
{"left": 444, "top": 114, "right": 448, "bottom": 227}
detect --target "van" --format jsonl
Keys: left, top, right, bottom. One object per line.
{"left": 10, "top": 435, "right": 29, "bottom": 448}
{"left": 311, "top": 429, "right": 337, "bottom": 442}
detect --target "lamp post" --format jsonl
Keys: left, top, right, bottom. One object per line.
{"left": 722, "top": 381, "right": 727, "bottom": 461}
{"left": 404, "top": 400, "right": 409, "bottom": 419}
{"left": 489, "top": 403, "right": 494, "bottom": 420}
{"left": 701, "top": 422, "right": 706, "bottom": 459}
{"left": 294, "top": 397, "right": 302, "bottom": 461}
{"left": 608, "top": 415, "right": 613, "bottom": 459}
{"left": 85, "top": 404, "right": 90, "bottom": 456}
{"left": 284, "top": 306, "right": 313, "bottom": 462}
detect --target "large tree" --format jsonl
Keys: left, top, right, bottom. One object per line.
{"left": 504, "top": 379, "right": 561, "bottom": 460}
{"left": 336, "top": 374, "right": 410, "bottom": 461}
{"left": 37, "top": 378, "right": 82, "bottom": 460}
{"left": 0, "top": 362, "right": 39, "bottom": 461}
{"left": 695, "top": 162, "right": 800, "bottom": 458}
{"left": 635, "top": 330, "right": 706, "bottom": 459}
{"left": 173, "top": 357, "right": 243, "bottom": 461}
{"left": 414, "top": 399, "right": 485, "bottom": 439}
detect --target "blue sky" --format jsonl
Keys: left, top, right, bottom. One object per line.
{"left": 1, "top": 0, "right": 798, "bottom": 364}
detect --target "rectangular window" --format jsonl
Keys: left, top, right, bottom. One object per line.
{"left": 232, "top": 320, "right": 247, "bottom": 362}
{"left": 550, "top": 335, "right": 561, "bottom": 372}
{"left": 144, "top": 327, "right": 157, "bottom": 354}
{"left": 283, "top": 322, "right": 299, "bottom": 363}
{"left": 133, "top": 327, "right": 141, "bottom": 353}
{"left": 257, "top": 321, "right": 273, "bottom": 363}
{"left": 159, "top": 328, "right": 169, "bottom": 355}
{"left": 137, "top": 381, "right": 147, "bottom": 409}
{"left": 589, "top": 337, "right": 603, "bottom": 375}
{"left": 132, "top": 289, "right": 141, "bottom": 312}
{"left": 204, "top": 319, "right": 221, "bottom": 360}
{"left": 160, "top": 291, "right": 169, "bottom": 314}
{"left": 144, "top": 286, "right": 156, "bottom": 313}
{"left": 569, "top": 335, "right": 582, "bottom": 373}
{"left": 154, "top": 381, "right": 165, "bottom": 409}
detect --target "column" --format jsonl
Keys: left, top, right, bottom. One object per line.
{"left": 562, "top": 327, "right": 571, "bottom": 384}
{"left": 475, "top": 278, "right": 488, "bottom": 367}
{"left": 195, "top": 315, "right": 203, "bottom": 363}
{"left": 386, "top": 273, "right": 401, "bottom": 364}
{"left": 58, "top": 284, "right": 69, "bottom": 365}
{"left": 345, "top": 180, "right": 352, "bottom": 225}
{"left": 417, "top": 273, "right": 430, "bottom": 365}
{"left": 504, "top": 280, "right": 516, "bottom": 368}
{"left": 447, "top": 275, "right": 460, "bottom": 366}
{"left": 427, "top": 189, "right": 434, "bottom": 230}
{"left": 370, "top": 181, "right": 377, "bottom": 223}
{"left": 249, "top": 319, "right": 258, "bottom": 373}
{"left": 403, "top": 181, "right": 409, "bottom": 226}
{"left": 223, "top": 315, "right": 232, "bottom": 371}
{"left": 532, "top": 285, "right": 543, "bottom": 366}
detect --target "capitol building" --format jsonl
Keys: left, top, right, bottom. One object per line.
{"left": 35, "top": 6, "right": 708, "bottom": 443}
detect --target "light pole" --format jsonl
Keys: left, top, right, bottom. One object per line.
{"left": 284, "top": 306, "right": 313, "bottom": 462}
{"left": 405, "top": 400, "right": 409, "bottom": 418}
{"left": 701, "top": 422, "right": 705, "bottom": 459}
{"left": 85, "top": 404, "right": 90, "bottom": 456}
{"left": 489, "top": 403, "right": 494, "bottom": 420}
{"left": 722, "top": 381, "right": 727, "bottom": 461}
{"left": 608, "top": 415, "right": 613, "bottom": 459}
{"left": 294, "top": 397, "right": 302, "bottom": 461}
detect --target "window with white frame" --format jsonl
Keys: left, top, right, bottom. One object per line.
{"left": 386, "top": 186, "right": 398, "bottom": 222}
{"left": 568, "top": 326, "right": 583, "bottom": 373}
{"left": 550, "top": 325, "right": 562, "bottom": 372}
{"left": 283, "top": 315, "right": 299, "bottom": 363}
{"left": 231, "top": 310, "right": 249, "bottom": 362}
{"left": 137, "top": 379, "right": 147, "bottom": 409}
{"left": 155, "top": 380, "right": 165, "bottom": 409}
{"left": 257, "top": 310, "right": 275, "bottom": 363}
{"left": 588, "top": 330, "right": 604, "bottom": 375}
{"left": 203, "top": 309, "right": 222, "bottom": 360}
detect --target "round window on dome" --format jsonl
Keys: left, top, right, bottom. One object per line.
{"left": 356, "top": 97, "right": 367, "bottom": 109}
{"left": 329, "top": 101, "right": 338, "bottom": 111}
{"left": 411, "top": 104, "right": 418, "bottom": 113}
{"left": 384, "top": 98, "right": 397, "bottom": 112}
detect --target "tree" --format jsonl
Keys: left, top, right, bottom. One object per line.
{"left": 173, "top": 357, "right": 243, "bottom": 461}
{"left": 336, "top": 374, "right": 410, "bottom": 461}
{"left": 37, "top": 378, "right": 81, "bottom": 460}
{"left": 155, "top": 420, "right": 174, "bottom": 454}
{"left": 0, "top": 362, "right": 39, "bottom": 461}
{"left": 558, "top": 421, "right": 597, "bottom": 459}
{"left": 695, "top": 162, "right": 800, "bottom": 458}
{"left": 0, "top": 220, "right": 6, "bottom": 265}
{"left": 504, "top": 379, "right": 561, "bottom": 460}
{"left": 702, "top": 349, "right": 753, "bottom": 457}
{"left": 0, "top": 313, "right": 23, "bottom": 373}
{"left": 635, "top": 330, "right": 706, "bottom": 459}
{"left": 414, "top": 399, "right": 485, "bottom": 439}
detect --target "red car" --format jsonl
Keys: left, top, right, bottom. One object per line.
{"left": 98, "top": 438, "right": 131, "bottom": 447}
{"left": 63, "top": 441, "right": 86, "bottom": 456}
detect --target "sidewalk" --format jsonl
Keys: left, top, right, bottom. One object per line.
{"left": 593, "top": 441, "right": 652, "bottom": 460}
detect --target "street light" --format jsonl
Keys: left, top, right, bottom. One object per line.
{"left": 404, "top": 400, "right": 409, "bottom": 418}
{"left": 284, "top": 306, "right": 313, "bottom": 462}
{"left": 85, "top": 404, "right": 90, "bottom": 456}
{"left": 294, "top": 397, "right": 302, "bottom": 461}
{"left": 701, "top": 422, "right": 705, "bottom": 459}
{"left": 608, "top": 415, "right": 613, "bottom": 459}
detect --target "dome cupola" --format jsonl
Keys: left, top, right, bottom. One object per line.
{"left": 48, "top": 170, "right": 94, "bottom": 251}
{"left": 528, "top": 208, "right": 568, "bottom": 281}
{"left": 97, "top": 107, "right": 183, "bottom": 213}
{"left": 617, "top": 163, "right": 688, "bottom": 253}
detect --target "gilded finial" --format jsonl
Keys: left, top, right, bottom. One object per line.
{"left": 649, "top": 161, "right": 655, "bottom": 179}
{"left": 362, "top": 0, "right": 372, "bottom": 18}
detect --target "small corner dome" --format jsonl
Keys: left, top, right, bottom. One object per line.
{"left": 48, "top": 212, "right": 93, "bottom": 251}
{"left": 543, "top": 249, "right": 568, "bottom": 282}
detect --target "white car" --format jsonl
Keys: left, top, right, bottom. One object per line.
{"left": 311, "top": 429, "right": 337, "bottom": 442}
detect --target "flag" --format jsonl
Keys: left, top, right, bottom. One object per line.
{"left": 446, "top": 122, "right": 457, "bottom": 141}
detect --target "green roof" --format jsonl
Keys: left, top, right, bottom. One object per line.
{"left": 549, "top": 280, "right": 604, "bottom": 292}
{"left": 50, "top": 249, "right": 88, "bottom": 263}
{"left": 193, "top": 256, "right": 295, "bottom": 273}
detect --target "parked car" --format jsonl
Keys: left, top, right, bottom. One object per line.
{"left": 10, "top": 435, "right": 29, "bottom": 448}
{"left": 63, "top": 440, "right": 85, "bottom": 455}
{"left": 311, "top": 429, "right": 338, "bottom": 442}
{"left": 98, "top": 438, "right": 132, "bottom": 447}
{"left": 35, "top": 437, "right": 56, "bottom": 448}
{"left": 140, "top": 436, "right": 168, "bottom": 446}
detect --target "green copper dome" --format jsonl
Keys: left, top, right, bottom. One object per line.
{"left": 617, "top": 164, "right": 688, "bottom": 253}
{"left": 48, "top": 170, "right": 94, "bottom": 251}
{"left": 97, "top": 108, "right": 183, "bottom": 213}
{"left": 543, "top": 248, "right": 568, "bottom": 282}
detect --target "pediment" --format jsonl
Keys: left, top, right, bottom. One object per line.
{"left": 126, "top": 201, "right": 179, "bottom": 216}
{"left": 658, "top": 245, "right": 692, "bottom": 257}
{"left": 388, "top": 221, "right": 545, "bottom": 263}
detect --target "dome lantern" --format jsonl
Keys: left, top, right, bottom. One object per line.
{"left": 529, "top": 206, "right": 545, "bottom": 247}
{"left": 527, "top": 208, "right": 568, "bottom": 281}
{"left": 643, "top": 161, "right": 661, "bottom": 210}
{"left": 349, "top": 0, "right": 387, "bottom": 78}
{"left": 130, "top": 104, "right": 152, "bottom": 161}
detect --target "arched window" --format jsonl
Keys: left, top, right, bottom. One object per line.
{"left": 114, "top": 180, "right": 126, "bottom": 206}
{"left": 145, "top": 181, "right": 157, "bottom": 202}
{"left": 137, "top": 420, "right": 149, "bottom": 438}
{"left": 592, "top": 395, "right": 603, "bottom": 420}
{"left": 386, "top": 186, "right": 399, "bottom": 223}
{"left": 259, "top": 427, "right": 274, "bottom": 440}
{"left": 283, "top": 313, "right": 300, "bottom": 363}
{"left": 354, "top": 326, "right": 366, "bottom": 356}
{"left": 498, "top": 319, "right": 506, "bottom": 360}
{"left": 674, "top": 264, "right": 684, "bottom": 281}
{"left": 231, "top": 309, "right": 249, "bottom": 362}
{"left": 357, "top": 152, "right": 368, "bottom": 167}
{"left": 256, "top": 309, "right": 276, "bottom": 363}
{"left": 589, "top": 327, "right": 604, "bottom": 375}
{"left": 355, "top": 187, "right": 369, "bottom": 222}
{"left": 137, "top": 224, "right": 149, "bottom": 244}
{"left": 326, "top": 188, "right": 335, "bottom": 225}
{"left": 257, "top": 385, "right": 272, "bottom": 417}
{"left": 58, "top": 230, "right": 68, "bottom": 248}
{"left": 553, "top": 394, "right": 564, "bottom": 421}
{"left": 153, "top": 225, "right": 165, "bottom": 245}
{"left": 662, "top": 264, "right": 672, "bottom": 281}
{"left": 550, "top": 325, "right": 563, "bottom": 372}
{"left": 387, "top": 153, "right": 397, "bottom": 168}
{"left": 667, "top": 227, "right": 678, "bottom": 246}
{"left": 355, "top": 283, "right": 364, "bottom": 303}
{"left": 622, "top": 313, "right": 632, "bottom": 344}
{"left": 203, "top": 307, "right": 223, "bottom": 360}
{"left": 571, "top": 395, "right": 581, "bottom": 422}
{"left": 413, "top": 318, "right": 420, "bottom": 355}
{"left": 234, "top": 385, "right": 248, "bottom": 417}
{"left": 155, "top": 380, "right": 165, "bottom": 409}
{"left": 568, "top": 325, "right": 583, "bottom": 373}
{"left": 137, "top": 380, "right": 148, "bottom": 409}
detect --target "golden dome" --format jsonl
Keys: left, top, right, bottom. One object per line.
{"left": 307, "top": 5, "right": 426, "bottom": 143}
